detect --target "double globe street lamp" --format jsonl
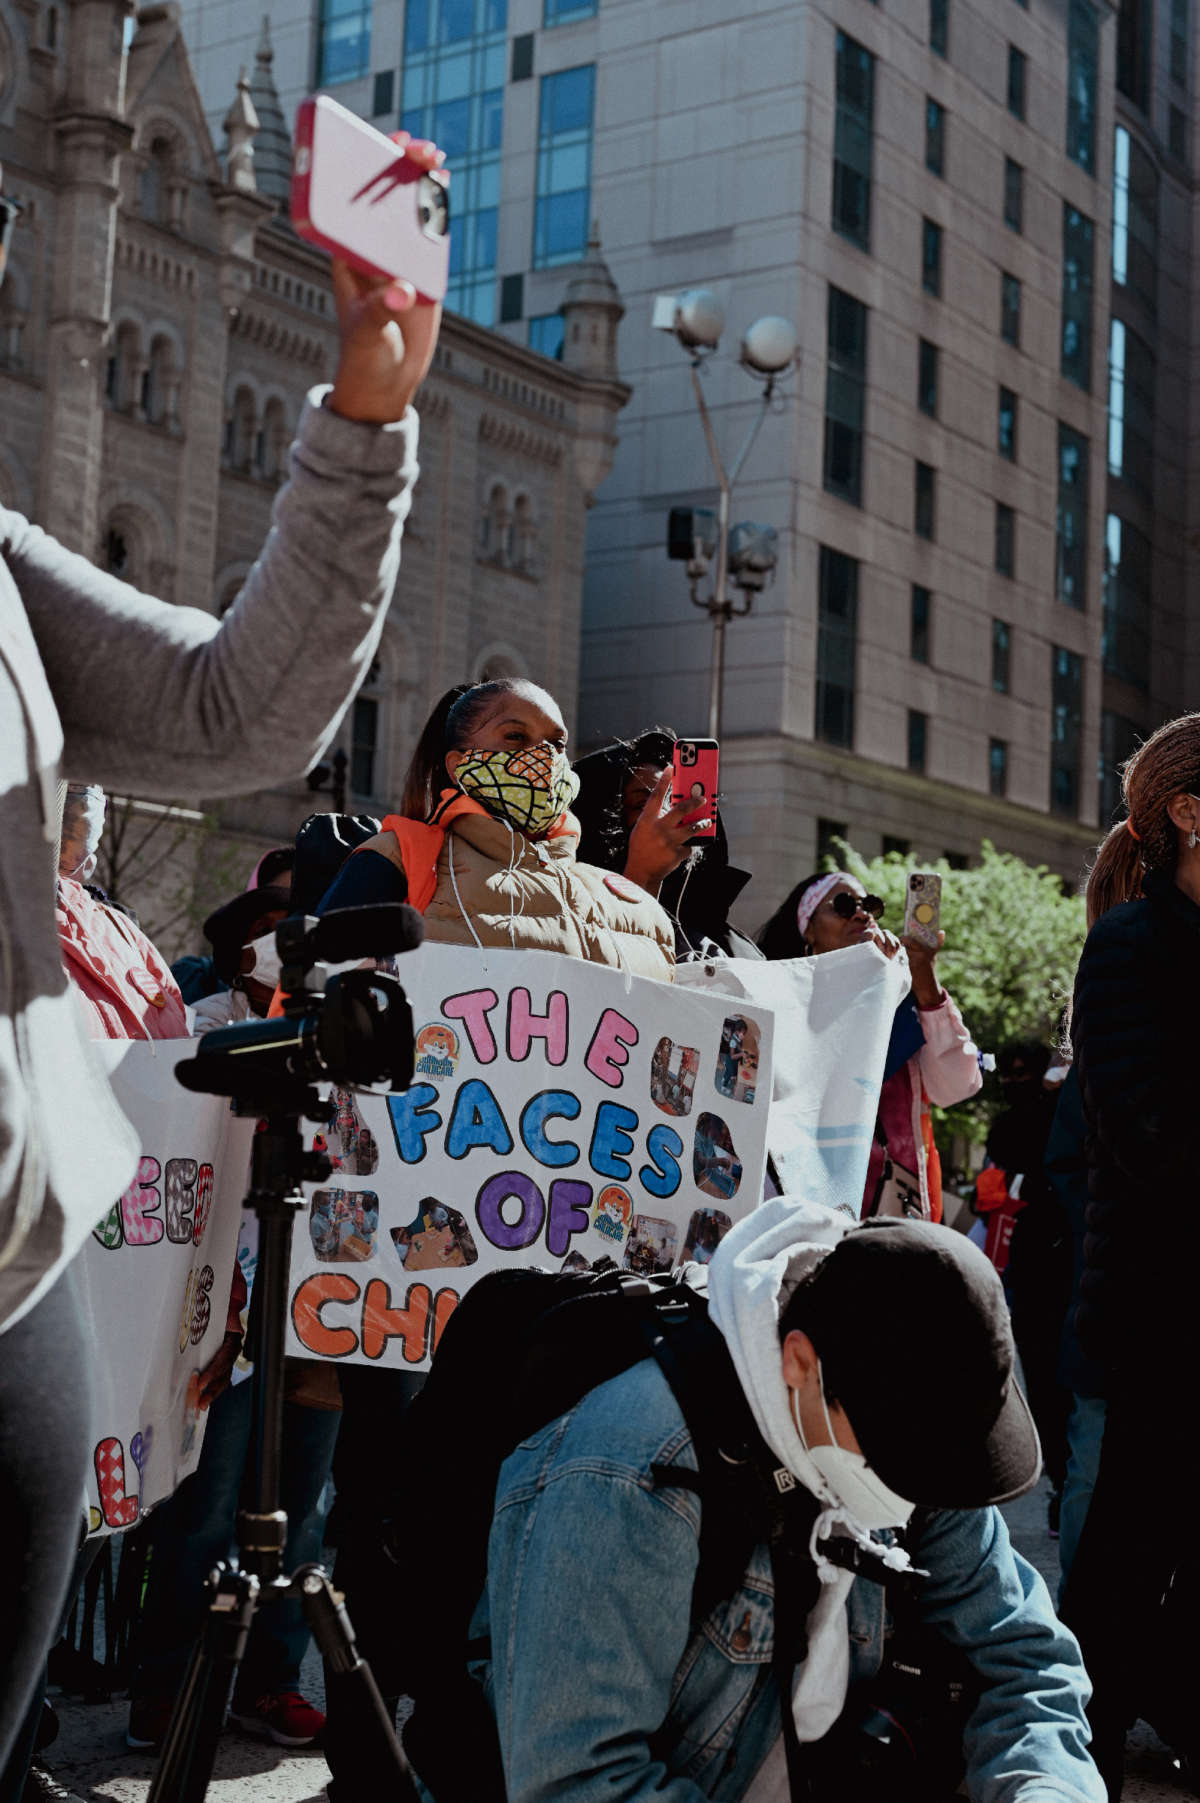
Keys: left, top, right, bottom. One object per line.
{"left": 654, "top": 289, "right": 797, "bottom": 738}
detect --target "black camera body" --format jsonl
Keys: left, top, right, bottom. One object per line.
{"left": 808, "top": 1618, "right": 977, "bottom": 1803}
{"left": 177, "top": 903, "right": 422, "bottom": 1114}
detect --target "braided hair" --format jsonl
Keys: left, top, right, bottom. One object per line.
{"left": 1086, "top": 712, "right": 1200, "bottom": 925}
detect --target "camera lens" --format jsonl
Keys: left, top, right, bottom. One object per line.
{"left": 418, "top": 174, "right": 449, "bottom": 240}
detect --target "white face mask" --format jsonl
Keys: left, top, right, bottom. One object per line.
{"left": 790, "top": 1362, "right": 915, "bottom": 1530}
{"left": 244, "top": 931, "right": 282, "bottom": 989}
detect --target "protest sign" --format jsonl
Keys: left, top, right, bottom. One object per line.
{"left": 675, "top": 943, "right": 911, "bottom": 1215}
{"left": 285, "top": 946, "right": 774, "bottom": 1372}
{"left": 79, "top": 1040, "right": 251, "bottom": 1535}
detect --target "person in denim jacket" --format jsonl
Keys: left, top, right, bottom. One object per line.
{"left": 475, "top": 1200, "right": 1104, "bottom": 1803}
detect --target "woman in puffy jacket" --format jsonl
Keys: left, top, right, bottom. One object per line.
{"left": 1059, "top": 712, "right": 1200, "bottom": 1800}
{"left": 317, "top": 675, "right": 699, "bottom": 1793}
{"left": 322, "top": 677, "right": 698, "bottom": 978}
{"left": 757, "top": 870, "right": 980, "bottom": 1222}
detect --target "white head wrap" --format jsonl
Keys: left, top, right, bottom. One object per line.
{"left": 795, "top": 872, "right": 861, "bottom": 941}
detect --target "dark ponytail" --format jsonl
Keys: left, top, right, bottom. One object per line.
{"left": 398, "top": 677, "right": 539, "bottom": 820}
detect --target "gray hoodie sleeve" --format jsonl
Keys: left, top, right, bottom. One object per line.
{"left": 3, "top": 387, "right": 418, "bottom": 803}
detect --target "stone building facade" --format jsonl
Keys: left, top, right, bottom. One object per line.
{"left": 0, "top": 0, "right": 628, "bottom": 950}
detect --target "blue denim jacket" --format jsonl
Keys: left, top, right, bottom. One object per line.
{"left": 474, "top": 1356, "right": 1104, "bottom": 1803}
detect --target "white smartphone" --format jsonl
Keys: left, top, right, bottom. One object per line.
{"left": 904, "top": 871, "right": 943, "bottom": 950}
{"left": 291, "top": 94, "right": 451, "bottom": 303}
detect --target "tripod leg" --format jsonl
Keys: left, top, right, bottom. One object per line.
{"left": 146, "top": 1565, "right": 257, "bottom": 1803}
{"left": 294, "top": 1565, "right": 423, "bottom": 1803}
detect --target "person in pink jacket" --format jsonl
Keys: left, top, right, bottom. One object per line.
{"left": 758, "top": 870, "right": 981, "bottom": 1222}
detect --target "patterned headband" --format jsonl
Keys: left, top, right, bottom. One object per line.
{"left": 796, "top": 872, "right": 858, "bottom": 940}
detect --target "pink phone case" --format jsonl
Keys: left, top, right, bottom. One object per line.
{"left": 671, "top": 740, "right": 720, "bottom": 840}
{"left": 291, "top": 94, "right": 451, "bottom": 304}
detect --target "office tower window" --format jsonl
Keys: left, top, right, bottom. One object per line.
{"left": 1056, "top": 424, "right": 1088, "bottom": 609}
{"left": 922, "top": 218, "right": 943, "bottom": 295}
{"left": 883, "top": 834, "right": 911, "bottom": 856}
{"left": 1107, "top": 318, "right": 1155, "bottom": 498}
{"left": 824, "top": 286, "right": 868, "bottom": 505}
{"left": 1103, "top": 513, "right": 1151, "bottom": 689}
{"left": 1116, "top": 0, "right": 1152, "bottom": 108}
{"left": 499, "top": 272, "right": 524, "bottom": 321}
{"left": 989, "top": 738, "right": 1009, "bottom": 797}
{"left": 372, "top": 68, "right": 395, "bottom": 115}
{"left": 907, "top": 709, "right": 928, "bottom": 773}
{"left": 1099, "top": 711, "right": 1142, "bottom": 821}
{"left": 930, "top": 0, "right": 949, "bottom": 54}
{"left": 1051, "top": 646, "right": 1083, "bottom": 816}
{"left": 1111, "top": 126, "right": 1158, "bottom": 314}
{"left": 995, "top": 502, "right": 1016, "bottom": 576}
{"left": 832, "top": 33, "right": 874, "bottom": 249}
{"left": 402, "top": 0, "right": 507, "bottom": 324}
{"left": 534, "top": 64, "right": 595, "bottom": 267}
{"left": 992, "top": 619, "right": 1011, "bottom": 691}
{"left": 1067, "top": 0, "right": 1099, "bottom": 170}
{"left": 818, "top": 816, "right": 849, "bottom": 862}
{"left": 545, "top": 0, "right": 596, "bottom": 21}
{"left": 1003, "top": 157, "right": 1023, "bottom": 231}
{"left": 926, "top": 98, "right": 946, "bottom": 174}
{"left": 1007, "top": 45, "right": 1027, "bottom": 117}
{"left": 998, "top": 387, "right": 1017, "bottom": 459}
{"left": 529, "top": 314, "right": 565, "bottom": 358}
{"left": 511, "top": 32, "right": 534, "bottom": 78}
{"left": 1170, "top": 104, "right": 1188, "bottom": 158}
{"left": 816, "top": 547, "right": 858, "bottom": 748}
{"left": 911, "top": 584, "right": 931, "bottom": 662}
{"left": 915, "top": 462, "right": 936, "bottom": 539}
{"left": 918, "top": 337, "right": 939, "bottom": 416}
{"left": 317, "top": 0, "right": 372, "bottom": 82}
{"left": 1000, "top": 271, "right": 1021, "bottom": 345}
{"left": 1171, "top": 0, "right": 1188, "bottom": 79}
{"left": 1061, "top": 204, "right": 1094, "bottom": 389}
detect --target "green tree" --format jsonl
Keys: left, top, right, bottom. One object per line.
{"left": 837, "top": 840, "right": 1087, "bottom": 1143}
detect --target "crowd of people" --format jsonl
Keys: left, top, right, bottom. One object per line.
{"left": 0, "top": 133, "right": 1194, "bottom": 1803}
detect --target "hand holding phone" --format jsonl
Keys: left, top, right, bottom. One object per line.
{"left": 903, "top": 872, "right": 943, "bottom": 951}
{"left": 671, "top": 739, "right": 719, "bottom": 840}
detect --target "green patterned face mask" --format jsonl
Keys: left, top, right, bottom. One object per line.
{"left": 454, "top": 743, "right": 580, "bottom": 837}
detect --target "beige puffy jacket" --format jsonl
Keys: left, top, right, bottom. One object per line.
{"left": 380, "top": 793, "right": 675, "bottom": 982}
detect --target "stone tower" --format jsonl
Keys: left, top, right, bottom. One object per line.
{"left": 39, "top": 0, "right": 135, "bottom": 551}
{"left": 247, "top": 18, "right": 291, "bottom": 207}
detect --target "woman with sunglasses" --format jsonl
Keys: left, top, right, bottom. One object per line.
{"left": 758, "top": 871, "right": 981, "bottom": 1222}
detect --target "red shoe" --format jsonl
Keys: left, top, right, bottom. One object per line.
{"left": 230, "top": 1688, "right": 325, "bottom": 1747}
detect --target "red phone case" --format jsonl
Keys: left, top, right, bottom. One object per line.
{"left": 291, "top": 94, "right": 450, "bottom": 303}
{"left": 671, "top": 740, "right": 719, "bottom": 840}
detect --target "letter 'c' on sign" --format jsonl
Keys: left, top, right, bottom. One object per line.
{"left": 291, "top": 1272, "right": 360, "bottom": 1358}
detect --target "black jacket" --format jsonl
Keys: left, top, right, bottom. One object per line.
{"left": 1071, "top": 871, "right": 1200, "bottom": 1369}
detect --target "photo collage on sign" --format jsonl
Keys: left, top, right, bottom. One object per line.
{"left": 392, "top": 1200, "right": 479, "bottom": 1270}
{"left": 308, "top": 1088, "right": 382, "bottom": 1263}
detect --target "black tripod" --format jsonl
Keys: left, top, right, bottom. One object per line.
{"left": 147, "top": 1094, "right": 421, "bottom": 1803}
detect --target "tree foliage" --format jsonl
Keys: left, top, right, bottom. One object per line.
{"left": 837, "top": 839, "right": 1087, "bottom": 1144}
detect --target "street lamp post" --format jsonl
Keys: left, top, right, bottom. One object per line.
{"left": 655, "top": 292, "right": 796, "bottom": 739}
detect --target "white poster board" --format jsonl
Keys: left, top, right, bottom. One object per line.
{"left": 285, "top": 947, "right": 774, "bottom": 1372}
{"left": 79, "top": 1041, "right": 251, "bottom": 1534}
{"left": 675, "top": 942, "right": 912, "bottom": 1214}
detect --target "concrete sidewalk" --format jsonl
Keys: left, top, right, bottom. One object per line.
{"left": 33, "top": 1480, "right": 1192, "bottom": 1802}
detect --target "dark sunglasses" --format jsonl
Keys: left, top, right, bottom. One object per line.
{"left": 829, "top": 891, "right": 885, "bottom": 922}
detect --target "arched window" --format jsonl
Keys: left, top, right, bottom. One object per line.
{"left": 481, "top": 483, "right": 511, "bottom": 563}
{"left": 350, "top": 654, "right": 387, "bottom": 801}
{"left": 257, "top": 398, "right": 288, "bottom": 481}
{"left": 224, "top": 386, "right": 256, "bottom": 472}
{"left": 512, "top": 495, "right": 537, "bottom": 574}
{"left": 139, "top": 135, "right": 185, "bottom": 228}
{"left": 105, "top": 321, "right": 141, "bottom": 413}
